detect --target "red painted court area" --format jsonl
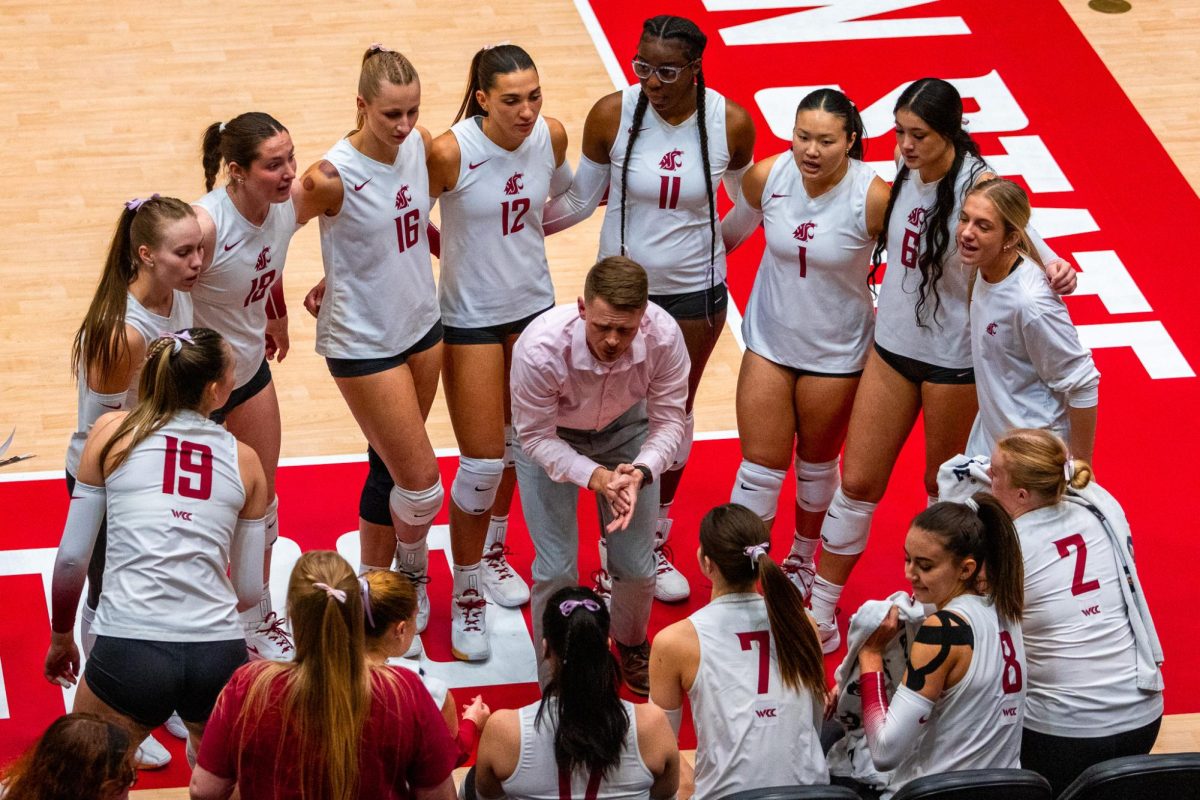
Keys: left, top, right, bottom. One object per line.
{"left": 3, "top": 0, "right": 1199, "bottom": 790}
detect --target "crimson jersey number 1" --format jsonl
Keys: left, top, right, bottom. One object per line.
{"left": 162, "top": 435, "right": 213, "bottom": 500}
{"left": 395, "top": 209, "right": 420, "bottom": 254}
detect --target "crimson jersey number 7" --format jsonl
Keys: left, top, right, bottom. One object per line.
{"left": 737, "top": 630, "right": 771, "bottom": 694}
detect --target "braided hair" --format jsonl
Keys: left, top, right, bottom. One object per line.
{"left": 620, "top": 15, "right": 716, "bottom": 282}
{"left": 869, "top": 78, "right": 986, "bottom": 327}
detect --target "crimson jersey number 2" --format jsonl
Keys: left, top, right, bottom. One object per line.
{"left": 162, "top": 435, "right": 213, "bottom": 500}
{"left": 395, "top": 209, "right": 420, "bottom": 254}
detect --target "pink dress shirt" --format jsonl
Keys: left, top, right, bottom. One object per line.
{"left": 511, "top": 302, "right": 689, "bottom": 489}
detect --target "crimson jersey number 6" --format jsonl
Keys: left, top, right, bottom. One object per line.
{"left": 737, "top": 630, "right": 771, "bottom": 694}
{"left": 162, "top": 435, "right": 213, "bottom": 500}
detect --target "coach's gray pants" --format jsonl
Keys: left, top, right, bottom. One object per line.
{"left": 515, "top": 404, "right": 658, "bottom": 669}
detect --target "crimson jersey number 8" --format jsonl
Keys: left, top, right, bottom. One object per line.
{"left": 999, "top": 630, "right": 1023, "bottom": 695}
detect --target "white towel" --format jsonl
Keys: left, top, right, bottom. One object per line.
{"left": 828, "top": 592, "right": 928, "bottom": 788}
{"left": 935, "top": 453, "right": 992, "bottom": 503}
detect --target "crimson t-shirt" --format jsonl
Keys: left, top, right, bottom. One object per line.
{"left": 198, "top": 660, "right": 458, "bottom": 798}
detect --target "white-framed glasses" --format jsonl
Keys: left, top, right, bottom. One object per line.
{"left": 630, "top": 58, "right": 694, "bottom": 83}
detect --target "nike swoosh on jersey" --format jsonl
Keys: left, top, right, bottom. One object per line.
{"left": 468, "top": 159, "right": 491, "bottom": 170}
{"left": 354, "top": 178, "right": 373, "bottom": 191}
{"left": 918, "top": 714, "right": 930, "bottom": 724}
{"left": 223, "top": 239, "right": 244, "bottom": 251}
{"left": 770, "top": 193, "right": 790, "bottom": 198}
{"left": 99, "top": 403, "right": 121, "bottom": 410}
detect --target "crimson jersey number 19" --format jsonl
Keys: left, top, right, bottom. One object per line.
{"left": 162, "top": 435, "right": 213, "bottom": 500}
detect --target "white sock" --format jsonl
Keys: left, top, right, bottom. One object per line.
{"left": 358, "top": 561, "right": 390, "bottom": 577}
{"left": 453, "top": 562, "right": 482, "bottom": 595}
{"left": 394, "top": 539, "right": 428, "bottom": 575}
{"left": 485, "top": 515, "right": 509, "bottom": 549}
{"left": 240, "top": 586, "right": 271, "bottom": 626}
{"left": 810, "top": 576, "right": 843, "bottom": 628}
{"left": 791, "top": 534, "right": 820, "bottom": 560}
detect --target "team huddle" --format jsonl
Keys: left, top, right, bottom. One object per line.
{"left": 23, "top": 11, "right": 1165, "bottom": 800}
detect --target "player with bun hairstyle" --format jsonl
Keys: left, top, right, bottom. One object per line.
{"left": 65, "top": 194, "right": 200, "bottom": 767}
{"left": 650, "top": 504, "right": 828, "bottom": 798}
{"left": 47, "top": 327, "right": 268, "bottom": 768}
{"left": 191, "top": 551, "right": 458, "bottom": 799}
{"left": 425, "top": 43, "right": 569, "bottom": 660}
{"left": 723, "top": 88, "right": 889, "bottom": 602}
{"left": 857, "top": 493, "right": 1026, "bottom": 798}
{"left": 2, "top": 712, "right": 137, "bottom": 800}
{"left": 809, "top": 78, "right": 1077, "bottom": 652}
{"left": 958, "top": 178, "right": 1099, "bottom": 462}
{"left": 545, "top": 15, "right": 756, "bottom": 603}
{"left": 473, "top": 586, "right": 679, "bottom": 800}
{"left": 989, "top": 429, "right": 1162, "bottom": 795}
{"left": 296, "top": 45, "right": 443, "bottom": 657}
{"left": 195, "top": 111, "right": 301, "bottom": 660}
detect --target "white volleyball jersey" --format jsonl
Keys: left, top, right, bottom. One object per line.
{"left": 93, "top": 410, "right": 246, "bottom": 641}
{"left": 688, "top": 594, "right": 828, "bottom": 800}
{"left": 193, "top": 189, "right": 299, "bottom": 387}
{"left": 316, "top": 135, "right": 440, "bottom": 359}
{"left": 1016, "top": 503, "right": 1163, "bottom": 736}
{"left": 742, "top": 156, "right": 876, "bottom": 373}
{"left": 501, "top": 700, "right": 653, "bottom": 800}
{"left": 66, "top": 290, "right": 193, "bottom": 476}
{"left": 887, "top": 594, "right": 1025, "bottom": 797}
{"left": 438, "top": 116, "right": 556, "bottom": 328}
{"left": 599, "top": 85, "right": 731, "bottom": 295}
{"left": 874, "top": 155, "right": 986, "bottom": 369}
{"left": 965, "top": 259, "right": 1100, "bottom": 457}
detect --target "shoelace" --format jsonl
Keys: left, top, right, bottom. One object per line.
{"left": 654, "top": 542, "right": 678, "bottom": 576}
{"left": 589, "top": 568, "right": 612, "bottom": 597}
{"left": 482, "top": 543, "right": 517, "bottom": 580}
{"left": 456, "top": 590, "right": 487, "bottom": 632}
{"left": 260, "top": 612, "right": 294, "bottom": 652}
{"left": 396, "top": 568, "right": 432, "bottom": 586}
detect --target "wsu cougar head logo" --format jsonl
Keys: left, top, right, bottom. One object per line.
{"left": 907, "top": 207, "right": 927, "bottom": 228}
{"left": 793, "top": 221, "right": 817, "bottom": 242}
{"left": 503, "top": 172, "right": 524, "bottom": 196}
{"left": 658, "top": 149, "right": 684, "bottom": 171}
{"left": 254, "top": 246, "right": 272, "bottom": 272}
{"left": 395, "top": 185, "right": 412, "bottom": 210}
{"left": 987, "top": 322, "right": 999, "bottom": 336}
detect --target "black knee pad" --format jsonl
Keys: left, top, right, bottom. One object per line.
{"left": 359, "top": 446, "right": 395, "bottom": 527}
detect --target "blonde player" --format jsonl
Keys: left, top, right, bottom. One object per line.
{"left": 426, "top": 43, "right": 569, "bottom": 660}
{"left": 649, "top": 504, "right": 828, "bottom": 799}
{"left": 858, "top": 494, "right": 1026, "bottom": 799}
{"left": 990, "top": 430, "right": 1162, "bottom": 795}
{"left": 958, "top": 179, "right": 1099, "bottom": 462}
{"left": 545, "top": 15, "right": 756, "bottom": 602}
{"left": 66, "top": 195, "right": 200, "bottom": 768}
{"left": 295, "top": 45, "right": 443, "bottom": 656}
{"left": 194, "top": 111, "right": 300, "bottom": 660}
{"left": 47, "top": 328, "right": 267, "bottom": 770}
{"left": 723, "top": 88, "right": 888, "bottom": 603}
{"left": 810, "top": 79, "right": 1076, "bottom": 652}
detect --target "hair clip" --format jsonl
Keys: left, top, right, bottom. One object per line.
{"left": 367, "top": 42, "right": 390, "bottom": 54}
{"left": 314, "top": 582, "right": 347, "bottom": 603}
{"left": 559, "top": 598, "right": 600, "bottom": 617}
{"left": 1063, "top": 458, "right": 1075, "bottom": 482}
{"left": 482, "top": 40, "right": 511, "bottom": 51}
{"left": 124, "top": 193, "right": 160, "bottom": 212}
{"left": 964, "top": 497, "right": 980, "bottom": 513}
{"left": 743, "top": 542, "right": 769, "bottom": 564}
{"left": 218, "top": 121, "right": 226, "bottom": 133}
{"left": 358, "top": 576, "right": 375, "bottom": 629}
{"left": 160, "top": 329, "right": 194, "bottom": 355}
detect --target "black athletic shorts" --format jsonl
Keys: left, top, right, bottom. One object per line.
{"left": 649, "top": 281, "right": 728, "bottom": 321}
{"left": 84, "top": 635, "right": 247, "bottom": 728}
{"left": 442, "top": 306, "right": 553, "bottom": 345}
{"left": 325, "top": 321, "right": 443, "bottom": 379}
{"left": 210, "top": 358, "right": 272, "bottom": 424}
{"left": 874, "top": 343, "right": 975, "bottom": 385}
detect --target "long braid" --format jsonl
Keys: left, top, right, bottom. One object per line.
{"left": 619, "top": 92, "right": 651, "bottom": 256}
{"left": 868, "top": 166, "right": 908, "bottom": 292}
{"left": 695, "top": 66, "right": 717, "bottom": 304}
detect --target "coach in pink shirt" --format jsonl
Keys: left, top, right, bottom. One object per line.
{"left": 511, "top": 256, "right": 689, "bottom": 695}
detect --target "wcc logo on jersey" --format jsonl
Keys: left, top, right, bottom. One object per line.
{"left": 254, "top": 246, "right": 272, "bottom": 272}
{"left": 658, "top": 149, "right": 684, "bottom": 171}
{"left": 395, "top": 185, "right": 412, "bottom": 210}
{"left": 793, "top": 221, "right": 817, "bottom": 242}
{"left": 503, "top": 172, "right": 524, "bottom": 196}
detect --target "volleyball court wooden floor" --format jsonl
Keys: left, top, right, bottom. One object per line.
{"left": 1, "top": 1, "right": 1198, "bottom": 795}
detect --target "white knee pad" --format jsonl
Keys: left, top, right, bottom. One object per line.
{"left": 450, "top": 456, "right": 505, "bottom": 515}
{"left": 264, "top": 495, "right": 280, "bottom": 547}
{"left": 389, "top": 482, "right": 444, "bottom": 526}
{"left": 795, "top": 457, "right": 840, "bottom": 514}
{"left": 670, "top": 412, "right": 695, "bottom": 471}
{"left": 730, "top": 460, "right": 787, "bottom": 521}
{"left": 820, "top": 488, "right": 877, "bottom": 556}
{"left": 503, "top": 425, "right": 517, "bottom": 469}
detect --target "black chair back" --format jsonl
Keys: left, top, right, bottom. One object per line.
{"left": 890, "top": 768, "right": 1051, "bottom": 800}
{"left": 717, "top": 785, "right": 861, "bottom": 800}
{"left": 1057, "top": 753, "right": 1200, "bottom": 800}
